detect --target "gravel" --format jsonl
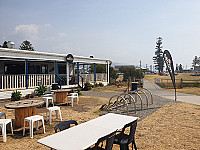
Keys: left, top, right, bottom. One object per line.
{"left": 81, "top": 91, "right": 180, "bottom": 121}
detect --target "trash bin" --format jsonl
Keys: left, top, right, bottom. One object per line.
{"left": 52, "top": 83, "right": 59, "bottom": 90}
{"left": 131, "top": 82, "right": 138, "bottom": 91}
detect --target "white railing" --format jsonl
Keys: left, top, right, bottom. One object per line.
{"left": 0, "top": 74, "right": 55, "bottom": 90}
{"left": 78, "top": 73, "right": 107, "bottom": 83}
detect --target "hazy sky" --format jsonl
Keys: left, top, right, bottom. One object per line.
{"left": 0, "top": 0, "right": 200, "bottom": 68}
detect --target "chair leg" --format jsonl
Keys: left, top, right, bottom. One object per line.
{"left": 46, "top": 111, "right": 48, "bottom": 122}
{"left": 71, "top": 97, "right": 74, "bottom": 107}
{"left": 23, "top": 120, "right": 26, "bottom": 136}
{"left": 49, "top": 110, "right": 51, "bottom": 124}
{"left": 10, "top": 121, "right": 13, "bottom": 135}
{"left": 56, "top": 110, "right": 58, "bottom": 119}
{"left": 42, "top": 118, "right": 46, "bottom": 133}
{"left": 52, "top": 98, "right": 54, "bottom": 106}
{"left": 59, "top": 109, "right": 62, "bottom": 121}
{"left": 120, "top": 144, "right": 129, "bottom": 150}
{"left": 2, "top": 123, "right": 6, "bottom": 142}
{"left": 30, "top": 120, "right": 33, "bottom": 138}
{"left": 132, "top": 140, "right": 137, "bottom": 150}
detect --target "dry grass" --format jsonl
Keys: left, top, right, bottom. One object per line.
{"left": 92, "top": 85, "right": 128, "bottom": 93}
{"left": 0, "top": 95, "right": 200, "bottom": 150}
{"left": 144, "top": 73, "right": 200, "bottom": 83}
{"left": 144, "top": 73, "right": 200, "bottom": 95}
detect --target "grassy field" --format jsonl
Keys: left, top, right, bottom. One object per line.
{"left": 144, "top": 73, "right": 200, "bottom": 96}
{"left": 0, "top": 92, "right": 199, "bottom": 149}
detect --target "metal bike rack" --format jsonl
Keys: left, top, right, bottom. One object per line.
{"left": 140, "top": 88, "right": 153, "bottom": 104}
{"left": 120, "top": 93, "right": 136, "bottom": 113}
{"left": 129, "top": 90, "right": 143, "bottom": 110}
{"left": 108, "top": 95, "right": 129, "bottom": 115}
{"left": 135, "top": 89, "right": 149, "bottom": 107}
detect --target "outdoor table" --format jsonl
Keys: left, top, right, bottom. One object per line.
{"left": 52, "top": 89, "right": 71, "bottom": 104}
{"left": 5, "top": 100, "right": 44, "bottom": 128}
{"left": 38, "top": 113, "right": 139, "bottom": 150}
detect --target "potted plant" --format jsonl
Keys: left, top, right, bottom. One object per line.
{"left": 11, "top": 90, "right": 22, "bottom": 101}
{"left": 35, "top": 85, "right": 47, "bottom": 96}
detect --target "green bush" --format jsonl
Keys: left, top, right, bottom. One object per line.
{"left": 11, "top": 90, "right": 22, "bottom": 101}
{"left": 84, "top": 82, "right": 92, "bottom": 91}
{"left": 98, "top": 82, "right": 104, "bottom": 87}
{"left": 35, "top": 85, "right": 47, "bottom": 96}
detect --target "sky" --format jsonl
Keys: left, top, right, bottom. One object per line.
{"left": 0, "top": 0, "right": 200, "bottom": 69}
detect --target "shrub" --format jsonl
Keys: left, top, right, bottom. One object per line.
{"left": 11, "top": 90, "right": 22, "bottom": 101}
{"left": 84, "top": 82, "right": 92, "bottom": 91}
{"left": 98, "top": 82, "right": 104, "bottom": 87}
{"left": 35, "top": 85, "right": 47, "bottom": 96}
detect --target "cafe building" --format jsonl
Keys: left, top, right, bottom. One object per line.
{"left": 0, "top": 48, "right": 111, "bottom": 91}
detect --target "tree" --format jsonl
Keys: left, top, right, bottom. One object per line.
{"left": 119, "top": 66, "right": 144, "bottom": 81}
{"left": 109, "top": 66, "right": 118, "bottom": 80}
{"left": 2, "top": 41, "right": 8, "bottom": 48}
{"left": 90, "top": 64, "right": 106, "bottom": 73}
{"left": 153, "top": 37, "right": 164, "bottom": 73}
{"left": 19, "top": 40, "right": 35, "bottom": 51}
{"left": 192, "top": 56, "right": 200, "bottom": 67}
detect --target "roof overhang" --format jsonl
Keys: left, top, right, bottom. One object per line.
{"left": 0, "top": 48, "right": 112, "bottom": 64}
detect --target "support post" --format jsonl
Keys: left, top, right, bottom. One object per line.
{"left": 66, "top": 62, "right": 69, "bottom": 85}
{"left": 55, "top": 61, "right": 58, "bottom": 83}
{"left": 25, "top": 59, "right": 28, "bottom": 89}
{"left": 94, "top": 63, "right": 96, "bottom": 83}
{"left": 77, "top": 62, "right": 79, "bottom": 86}
{"left": 107, "top": 61, "right": 110, "bottom": 84}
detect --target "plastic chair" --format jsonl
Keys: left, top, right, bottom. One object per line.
{"left": 23, "top": 115, "right": 45, "bottom": 138}
{"left": 46, "top": 106, "right": 62, "bottom": 124}
{"left": 113, "top": 120, "right": 138, "bottom": 150}
{"left": 0, "top": 119, "right": 13, "bottom": 142}
{"left": 54, "top": 120, "right": 78, "bottom": 133}
{"left": 0, "top": 112, "right": 6, "bottom": 119}
{"left": 42, "top": 96, "right": 54, "bottom": 108}
{"left": 67, "top": 93, "right": 79, "bottom": 107}
{"left": 90, "top": 130, "right": 117, "bottom": 150}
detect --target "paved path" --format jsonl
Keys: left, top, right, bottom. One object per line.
{"left": 143, "top": 80, "right": 200, "bottom": 105}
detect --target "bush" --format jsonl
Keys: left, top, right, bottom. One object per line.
{"left": 98, "top": 82, "right": 104, "bottom": 87}
{"left": 11, "top": 90, "right": 22, "bottom": 101}
{"left": 84, "top": 82, "right": 92, "bottom": 91}
{"left": 35, "top": 85, "right": 47, "bottom": 96}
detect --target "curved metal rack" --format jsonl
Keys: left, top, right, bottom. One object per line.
{"left": 128, "top": 90, "right": 143, "bottom": 110}
{"left": 135, "top": 89, "right": 149, "bottom": 107}
{"left": 120, "top": 93, "right": 136, "bottom": 113}
{"left": 140, "top": 88, "right": 153, "bottom": 104}
{"left": 108, "top": 95, "right": 129, "bottom": 115}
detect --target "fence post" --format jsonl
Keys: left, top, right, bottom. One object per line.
{"left": 180, "top": 78, "right": 183, "bottom": 88}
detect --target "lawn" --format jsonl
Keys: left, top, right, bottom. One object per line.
{"left": 0, "top": 92, "right": 199, "bottom": 150}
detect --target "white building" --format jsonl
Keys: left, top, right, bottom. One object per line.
{"left": 0, "top": 48, "right": 111, "bottom": 90}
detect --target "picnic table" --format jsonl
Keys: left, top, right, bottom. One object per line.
{"left": 5, "top": 100, "right": 44, "bottom": 128}
{"left": 38, "top": 113, "right": 139, "bottom": 150}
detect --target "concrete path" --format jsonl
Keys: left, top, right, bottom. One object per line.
{"left": 143, "top": 80, "right": 200, "bottom": 105}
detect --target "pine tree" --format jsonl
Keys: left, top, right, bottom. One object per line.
{"left": 153, "top": 37, "right": 164, "bottom": 73}
{"left": 19, "top": 40, "right": 35, "bottom": 51}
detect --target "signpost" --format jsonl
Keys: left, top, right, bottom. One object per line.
{"left": 163, "top": 50, "right": 177, "bottom": 101}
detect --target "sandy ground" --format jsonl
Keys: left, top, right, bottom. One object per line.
{"left": 0, "top": 92, "right": 200, "bottom": 149}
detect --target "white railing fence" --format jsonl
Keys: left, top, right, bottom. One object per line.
{"left": 78, "top": 73, "right": 107, "bottom": 83}
{"left": 0, "top": 74, "right": 55, "bottom": 90}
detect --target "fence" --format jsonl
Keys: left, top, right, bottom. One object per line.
{"left": 0, "top": 74, "right": 55, "bottom": 90}
{"left": 154, "top": 78, "right": 200, "bottom": 88}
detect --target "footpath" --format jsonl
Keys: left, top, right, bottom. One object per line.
{"left": 143, "top": 80, "right": 200, "bottom": 105}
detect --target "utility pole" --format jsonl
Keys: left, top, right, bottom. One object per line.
{"left": 139, "top": 60, "right": 142, "bottom": 70}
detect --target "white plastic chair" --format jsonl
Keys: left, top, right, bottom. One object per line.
{"left": 0, "top": 119, "right": 13, "bottom": 142}
{"left": 23, "top": 115, "right": 45, "bottom": 138}
{"left": 67, "top": 93, "right": 79, "bottom": 107}
{"left": 46, "top": 106, "right": 62, "bottom": 124}
{"left": 42, "top": 96, "right": 54, "bottom": 108}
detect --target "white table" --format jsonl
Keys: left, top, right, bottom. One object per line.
{"left": 38, "top": 113, "right": 139, "bottom": 150}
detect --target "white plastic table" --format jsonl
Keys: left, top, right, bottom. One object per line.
{"left": 38, "top": 113, "right": 139, "bottom": 150}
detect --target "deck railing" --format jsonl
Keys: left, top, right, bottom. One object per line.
{"left": 75, "top": 73, "right": 107, "bottom": 83}
{"left": 0, "top": 74, "right": 55, "bottom": 90}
